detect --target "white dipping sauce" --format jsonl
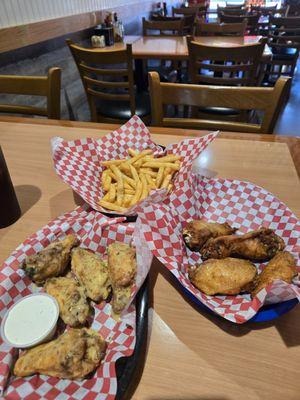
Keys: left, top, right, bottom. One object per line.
{"left": 3, "top": 294, "right": 58, "bottom": 347}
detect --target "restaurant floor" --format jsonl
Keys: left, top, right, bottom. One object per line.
{"left": 274, "top": 61, "right": 300, "bottom": 137}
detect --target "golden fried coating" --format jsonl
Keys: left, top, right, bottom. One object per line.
{"left": 71, "top": 248, "right": 111, "bottom": 302}
{"left": 251, "top": 251, "right": 298, "bottom": 297}
{"left": 107, "top": 243, "right": 136, "bottom": 314}
{"left": 201, "top": 228, "right": 285, "bottom": 262}
{"left": 183, "top": 219, "right": 236, "bottom": 251}
{"left": 189, "top": 258, "right": 257, "bottom": 295}
{"left": 14, "top": 328, "right": 106, "bottom": 380}
{"left": 22, "top": 235, "right": 79, "bottom": 284}
{"left": 45, "top": 277, "right": 90, "bottom": 327}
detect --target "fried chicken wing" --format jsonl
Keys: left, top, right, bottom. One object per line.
{"left": 22, "top": 235, "right": 79, "bottom": 284}
{"left": 183, "top": 219, "right": 236, "bottom": 251}
{"left": 71, "top": 248, "right": 111, "bottom": 302}
{"left": 201, "top": 228, "right": 285, "bottom": 262}
{"left": 45, "top": 277, "right": 90, "bottom": 327}
{"left": 14, "top": 328, "right": 106, "bottom": 380}
{"left": 251, "top": 251, "right": 298, "bottom": 297}
{"left": 107, "top": 243, "right": 136, "bottom": 314}
{"left": 189, "top": 258, "right": 257, "bottom": 295}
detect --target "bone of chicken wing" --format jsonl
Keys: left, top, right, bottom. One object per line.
{"left": 189, "top": 258, "right": 257, "bottom": 295}
{"left": 14, "top": 328, "right": 106, "bottom": 379}
{"left": 71, "top": 248, "right": 111, "bottom": 302}
{"left": 251, "top": 251, "right": 298, "bottom": 297}
{"left": 45, "top": 277, "right": 90, "bottom": 327}
{"left": 22, "top": 235, "right": 79, "bottom": 284}
{"left": 201, "top": 227, "right": 285, "bottom": 262}
{"left": 183, "top": 220, "right": 236, "bottom": 251}
{"left": 107, "top": 243, "right": 136, "bottom": 315}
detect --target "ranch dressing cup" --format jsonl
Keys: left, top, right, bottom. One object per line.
{"left": 1, "top": 293, "right": 59, "bottom": 348}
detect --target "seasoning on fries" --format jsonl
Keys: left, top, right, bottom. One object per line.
{"left": 98, "top": 149, "right": 181, "bottom": 211}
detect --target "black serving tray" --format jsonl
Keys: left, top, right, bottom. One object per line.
{"left": 115, "top": 276, "right": 149, "bottom": 399}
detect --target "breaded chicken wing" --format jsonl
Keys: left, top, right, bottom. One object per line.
{"left": 201, "top": 227, "right": 285, "bottom": 262}
{"left": 251, "top": 251, "right": 298, "bottom": 297}
{"left": 183, "top": 219, "right": 236, "bottom": 251}
{"left": 189, "top": 258, "right": 257, "bottom": 295}
{"left": 71, "top": 248, "right": 111, "bottom": 302}
{"left": 22, "top": 235, "right": 79, "bottom": 284}
{"left": 45, "top": 277, "right": 90, "bottom": 327}
{"left": 107, "top": 243, "right": 136, "bottom": 314}
{"left": 14, "top": 328, "right": 106, "bottom": 380}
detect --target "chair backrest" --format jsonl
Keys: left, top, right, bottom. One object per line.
{"left": 0, "top": 68, "right": 61, "bottom": 119}
{"left": 194, "top": 20, "right": 247, "bottom": 36}
{"left": 268, "top": 16, "right": 300, "bottom": 49}
{"left": 217, "top": 6, "right": 247, "bottom": 16}
{"left": 172, "top": 5, "right": 203, "bottom": 16}
{"left": 142, "top": 17, "right": 184, "bottom": 36}
{"left": 148, "top": 71, "right": 289, "bottom": 134}
{"left": 66, "top": 39, "right": 135, "bottom": 122}
{"left": 220, "top": 12, "right": 259, "bottom": 33}
{"left": 187, "top": 37, "right": 266, "bottom": 86}
{"left": 250, "top": 4, "right": 277, "bottom": 15}
{"left": 225, "top": 2, "right": 245, "bottom": 8}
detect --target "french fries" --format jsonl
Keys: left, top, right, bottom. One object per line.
{"left": 98, "top": 148, "right": 181, "bottom": 212}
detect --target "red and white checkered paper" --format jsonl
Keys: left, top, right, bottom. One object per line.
{"left": 0, "top": 207, "right": 153, "bottom": 399}
{"left": 51, "top": 115, "right": 218, "bottom": 215}
{"left": 136, "top": 174, "right": 300, "bottom": 324}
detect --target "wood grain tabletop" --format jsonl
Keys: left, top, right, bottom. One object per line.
{"left": 0, "top": 117, "right": 299, "bottom": 400}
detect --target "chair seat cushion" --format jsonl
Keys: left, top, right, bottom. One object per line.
{"left": 271, "top": 47, "right": 298, "bottom": 60}
{"left": 198, "top": 106, "right": 240, "bottom": 116}
{"left": 96, "top": 92, "right": 150, "bottom": 120}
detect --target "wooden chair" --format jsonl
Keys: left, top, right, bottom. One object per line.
{"left": 193, "top": 20, "right": 247, "bottom": 36}
{"left": 142, "top": 17, "right": 185, "bottom": 36}
{"left": 172, "top": 5, "right": 205, "bottom": 17}
{"left": 219, "top": 13, "right": 260, "bottom": 34}
{"left": 187, "top": 38, "right": 266, "bottom": 86}
{"left": 264, "top": 16, "right": 300, "bottom": 87}
{"left": 149, "top": 71, "right": 290, "bottom": 134}
{"left": 217, "top": 6, "right": 247, "bottom": 16}
{"left": 66, "top": 40, "right": 150, "bottom": 123}
{"left": 225, "top": 2, "right": 246, "bottom": 8}
{"left": 0, "top": 68, "right": 61, "bottom": 119}
{"left": 150, "top": 14, "right": 195, "bottom": 35}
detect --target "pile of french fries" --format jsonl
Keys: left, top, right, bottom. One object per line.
{"left": 99, "top": 148, "right": 181, "bottom": 212}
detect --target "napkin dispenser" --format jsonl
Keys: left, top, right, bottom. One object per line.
{"left": 94, "top": 24, "right": 114, "bottom": 46}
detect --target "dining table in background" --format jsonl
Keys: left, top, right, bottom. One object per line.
{"left": 0, "top": 116, "right": 300, "bottom": 400}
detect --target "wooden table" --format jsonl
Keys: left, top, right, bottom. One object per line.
{"left": 97, "top": 35, "right": 272, "bottom": 61}
{"left": 1, "top": 117, "right": 300, "bottom": 400}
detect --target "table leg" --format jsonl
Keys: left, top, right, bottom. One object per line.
{"left": 134, "top": 59, "right": 147, "bottom": 92}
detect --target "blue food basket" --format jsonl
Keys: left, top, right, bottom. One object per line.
{"left": 181, "top": 286, "right": 299, "bottom": 323}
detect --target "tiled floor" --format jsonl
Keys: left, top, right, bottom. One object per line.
{"left": 274, "top": 61, "right": 300, "bottom": 137}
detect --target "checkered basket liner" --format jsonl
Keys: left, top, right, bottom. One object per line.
{"left": 0, "top": 207, "right": 153, "bottom": 399}
{"left": 51, "top": 115, "right": 218, "bottom": 215}
{"left": 136, "top": 175, "right": 300, "bottom": 324}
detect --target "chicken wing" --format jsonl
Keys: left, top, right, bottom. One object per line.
{"left": 107, "top": 243, "right": 136, "bottom": 315}
{"left": 183, "top": 219, "right": 236, "bottom": 251}
{"left": 22, "top": 235, "right": 79, "bottom": 284}
{"left": 45, "top": 277, "right": 90, "bottom": 327}
{"left": 251, "top": 251, "right": 298, "bottom": 297}
{"left": 14, "top": 328, "right": 106, "bottom": 379}
{"left": 201, "top": 227, "right": 285, "bottom": 262}
{"left": 71, "top": 248, "right": 111, "bottom": 302}
{"left": 189, "top": 258, "right": 257, "bottom": 295}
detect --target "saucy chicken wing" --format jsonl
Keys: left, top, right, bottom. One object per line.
{"left": 71, "top": 248, "right": 111, "bottom": 302}
{"left": 45, "top": 277, "right": 90, "bottom": 327}
{"left": 107, "top": 243, "right": 136, "bottom": 315}
{"left": 251, "top": 251, "right": 298, "bottom": 297}
{"left": 14, "top": 328, "right": 106, "bottom": 380}
{"left": 183, "top": 219, "right": 236, "bottom": 251}
{"left": 201, "top": 227, "right": 285, "bottom": 262}
{"left": 22, "top": 235, "right": 79, "bottom": 284}
{"left": 189, "top": 258, "right": 257, "bottom": 295}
